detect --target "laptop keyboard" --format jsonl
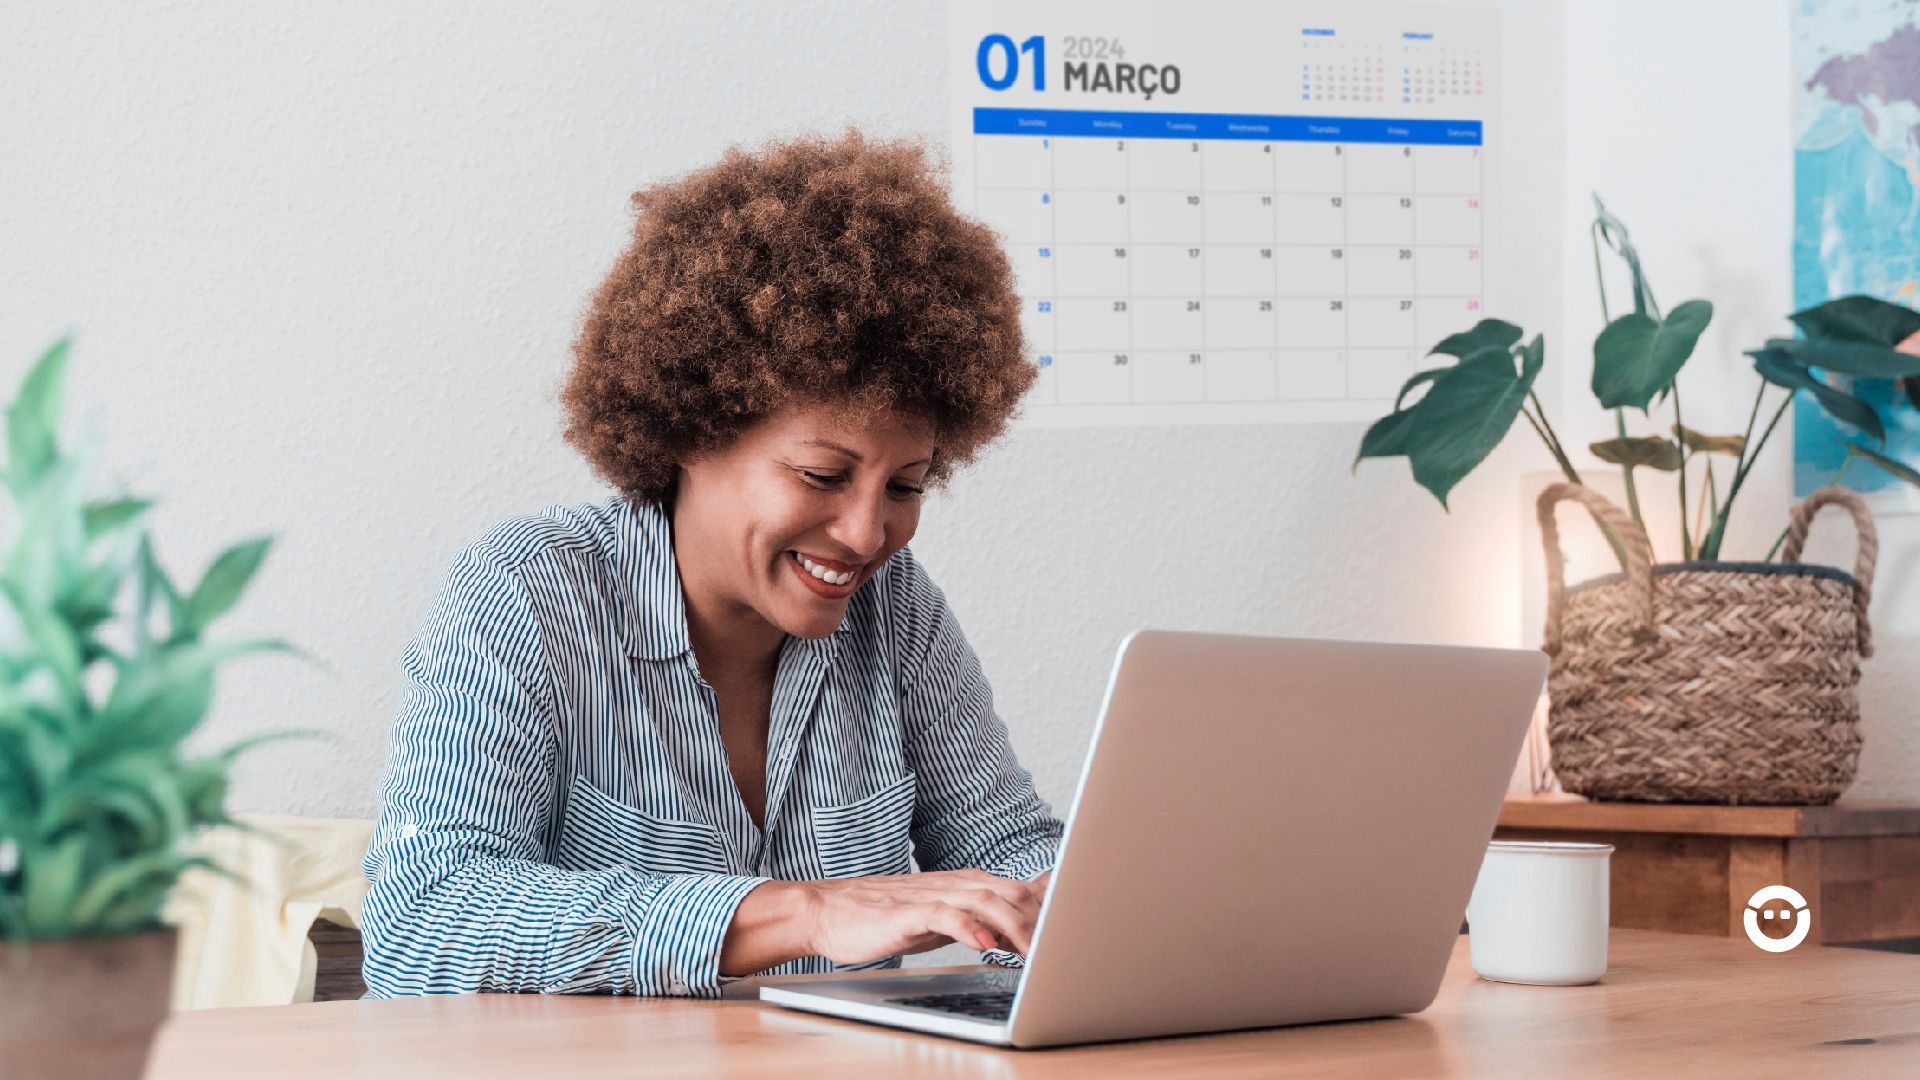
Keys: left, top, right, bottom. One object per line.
{"left": 885, "top": 990, "right": 1016, "bottom": 1022}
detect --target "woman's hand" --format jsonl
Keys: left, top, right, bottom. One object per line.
{"left": 719, "top": 869, "right": 1046, "bottom": 975}
{"left": 806, "top": 869, "right": 1045, "bottom": 963}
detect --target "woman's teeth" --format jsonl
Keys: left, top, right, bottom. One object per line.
{"left": 794, "top": 552, "right": 856, "bottom": 586}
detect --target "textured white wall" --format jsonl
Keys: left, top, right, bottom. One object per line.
{"left": 15, "top": 0, "right": 1900, "bottom": 829}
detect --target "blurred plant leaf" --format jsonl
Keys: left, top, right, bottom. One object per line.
{"left": 1592, "top": 300, "right": 1713, "bottom": 412}
{"left": 5, "top": 336, "right": 69, "bottom": 496}
{"left": 1845, "top": 442, "right": 1920, "bottom": 490}
{"left": 1750, "top": 346, "right": 1886, "bottom": 444}
{"left": 1355, "top": 409, "right": 1418, "bottom": 467}
{"left": 0, "top": 336, "right": 303, "bottom": 940}
{"left": 1673, "top": 424, "right": 1747, "bottom": 457}
{"left": 1592, "top": 195, "right": 1656, "bottom": 316}
{"left": 1403, "top": 336, "right": 1545, "bottom": 508}
{"left": 1760, "top": 336, "right": 1920, "bottom": 379}
{"left": 83, "top": 498, "right": 151, "bottom": 540}
{"left": 1430, "top": 319, "right": 1522, "bottom": 359}
{"left": 1788, "top": 295, "right": 1920, "bottom": 346}
{"left": 1590, "top": 435, "right": 1683, "bottom": 471}
{"left": 181, "top": 537, "right": 272, "bottom": 638}
{"left": 1355, "top": 367, "right": 1455, "bottom": 470}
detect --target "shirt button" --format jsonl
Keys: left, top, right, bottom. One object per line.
{"left": 399, "top": 823, "right": 418, "bottom": 839}
{"left": 667, "top": 978, "right": 687, "bottom": 994}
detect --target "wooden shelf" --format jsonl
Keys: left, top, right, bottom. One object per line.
{"left": 1494, "top": 794, "right": 1920, "bottom": 945}
{"left": 1499, "top": 793, "right": 1920, "bottom": 839}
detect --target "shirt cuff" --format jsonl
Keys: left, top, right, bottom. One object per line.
{"left": 629, "top": 873, "right": 770, "bottom": 997}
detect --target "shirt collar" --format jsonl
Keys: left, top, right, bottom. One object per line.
{"left": 611, "top": 495, "right": 855, "bottom": 661}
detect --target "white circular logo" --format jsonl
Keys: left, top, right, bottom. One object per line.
{"left": 1743, "top": 884, "right": 1811, "bottom": 953}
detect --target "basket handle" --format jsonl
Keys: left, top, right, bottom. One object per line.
{"left": 1537, "top": 483, "right": 1655, "bottom": 656}
{"left": 1780, "top": 485, "right": 1877, "bottom": 658}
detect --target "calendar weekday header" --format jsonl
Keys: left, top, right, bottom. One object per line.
{"left": 974, "top": 107, "right": 1482, "bottom": 146}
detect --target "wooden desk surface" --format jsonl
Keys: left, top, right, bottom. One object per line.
{"left": 148, "top": 929, "right": 1920, "bottom": 1078}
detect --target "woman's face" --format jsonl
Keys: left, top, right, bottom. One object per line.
{"left": 672, "top": 403, "right": 936, "bottom": 646}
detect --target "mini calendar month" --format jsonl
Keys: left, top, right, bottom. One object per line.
{"left": 948, "top": 0, "right": 1501, "bottom": 427}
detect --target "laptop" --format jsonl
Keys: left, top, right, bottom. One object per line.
{"left": 759, "top": 630, "right": 1548, "bottom": 1048}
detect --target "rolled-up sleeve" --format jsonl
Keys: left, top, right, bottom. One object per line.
{"left": 359, "top": 540, "right": 765, "bottom": 998}
{"left": 893, "top": 552, "right": 1063, "bottom": 884}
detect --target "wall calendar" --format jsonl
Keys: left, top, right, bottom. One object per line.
{"left": 949, "top": 1, "right": 1501, "bottom": 426}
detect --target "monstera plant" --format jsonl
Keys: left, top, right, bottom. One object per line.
{"left": 1355, "top": 195, "right": 1920, "bottom": 566}
{"left": 0, "top": 336, "right": 301, "bottom": 1080}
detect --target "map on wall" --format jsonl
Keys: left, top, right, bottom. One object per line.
{"left": 948, "top": 0, "right": 1501, "bottom": 428}
{"left": 1792, "top": 0, "right": 1920, "bottom": 506}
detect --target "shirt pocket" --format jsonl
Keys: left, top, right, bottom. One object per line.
{"left": 553, "top": 774, "right": 730, "bottom": 876}
{"left": 810, "top": 772, "right": 917, "bottom": 879}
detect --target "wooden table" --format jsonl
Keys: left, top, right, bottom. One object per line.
{"left": 147, "top": 929, "right": 1920, "bottom": 1078}
{"left": 1496, "top": 794, "right": 1920, "bottom": 944}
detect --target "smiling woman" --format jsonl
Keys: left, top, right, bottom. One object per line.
{"left": 357, "top": 129, "right": 1061, "bottom": 999}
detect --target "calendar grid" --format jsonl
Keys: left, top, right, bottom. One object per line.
{"left": 970, "top": 97, "right": 1487, "bottom": 412}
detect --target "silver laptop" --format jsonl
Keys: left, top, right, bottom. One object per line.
{"left": 760, "top": 630, "right": 1547, "bottom": 1048}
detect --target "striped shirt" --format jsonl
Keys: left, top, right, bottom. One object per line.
{"left": 359, "top": 494, "right": 1062, "bottom": 998}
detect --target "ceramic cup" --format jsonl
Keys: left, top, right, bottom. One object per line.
{"left": 1465, "top": 839, "right": 1612, "bottom": 985}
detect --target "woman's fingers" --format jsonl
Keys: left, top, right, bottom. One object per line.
{"left": 945, "top": 870, "right": 1043, "bottom": 920}
{"left": 924, "top": 902, "right": 998, "bottom": 952}
{"left": 959, "top": 890, "right": 1034, "bottom": 954}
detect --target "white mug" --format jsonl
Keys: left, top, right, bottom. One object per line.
{"left": 1465, "top": 840, "right": 1612, "bottom": 985}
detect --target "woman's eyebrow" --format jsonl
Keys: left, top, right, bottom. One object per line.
{"left": 799, "top": 438, "right": 931, "bottom": 469}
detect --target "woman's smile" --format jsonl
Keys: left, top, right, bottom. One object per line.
{"left": 786, "top": 549, "right": 864, "bottom": 597}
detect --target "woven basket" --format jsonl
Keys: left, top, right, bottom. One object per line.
{"left": 1537, "top": 482, "right": 1878, "bottom": 805}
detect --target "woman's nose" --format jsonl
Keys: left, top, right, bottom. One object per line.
{"left": 827, "top": 493, "right": 889, "bottom": 559}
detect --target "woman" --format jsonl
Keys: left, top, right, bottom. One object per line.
{"left": 359, "top": 130, "right": 1063, "bottom": 998}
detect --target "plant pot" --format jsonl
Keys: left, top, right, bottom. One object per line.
{"left": 0, "top": 926, "right": 177, "bottom": 1080}
{"left": 1536, "top": 483, "right": 1876, "bottom": 805}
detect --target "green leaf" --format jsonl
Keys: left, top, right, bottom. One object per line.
{"left": 5, "top": 336, "right": 71, "bottom": 494}
{"left": 21, "top": 833, "right": 88, "bottom": 937}
{"left": 1845, "top": 442, "right": 1920, "bottom": 489}
{"left": 1355, "top": 409, "right": 1419, "bottom": 467}
{"left": 82, "top": 498, "right": 151, "bottom": 540}
{"left": 1751, "top": 347, "right": 1886, "bottom": 444}
{"left": 3, "top": 455, "right": 88, "bottom": 612}
{"left": 1590, "top": 435, "right": 1683, "bottom": 471}
{"left": 1593, "top": 195, "right": 1655, "bottom": 316}
{"left": 138, "top": 535, "right": 186, "bottom": 644}
{"left": 182, "top": 537, "right": 272, "bottom": 636}
{"left": 0, "top": 582, "right": 84, "bottom": 714}
{"left": 1404, "top": 338, "right": 1544, "bottom": 508}
{"left": 1789, "top": 295, "right": 1920, "bottom": 346}
{"left": 99, "top": 637, "right": 293, "bottom": 749}
{"left": 1760, "top": 336, "right": 1920, "bottom": 380}
{"left": 1673, "top": 424, "right": 1747, "bottom": 457}
{"left": 1354, "top": 368, "right": 1450, "bottom": 469}
{"left": 1592, "top": 300, "right": 1714, "bottom": 411}
{"left": 69, "top": 851, "right": 221, "bottom": 932}
{"left": 1394, "top": 367, "right": 1449, "bottom": 411}
{"left": 1430, "top": 319, "right": 1523, "bottom": 359}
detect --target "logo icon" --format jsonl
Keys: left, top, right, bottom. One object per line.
{"left": 1743, "top": 885, "right": 1811, "bottom": 953}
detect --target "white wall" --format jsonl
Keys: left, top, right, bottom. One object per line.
{"left": 5, "top": 0, "right": 1902, "bottom": 822}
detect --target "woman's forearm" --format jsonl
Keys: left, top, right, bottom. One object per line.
{"left": 718, "top": 880, "right": 819, "bottom": 976}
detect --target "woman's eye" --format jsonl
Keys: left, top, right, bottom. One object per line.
{"left": 889, "top": 483, "right": 926, "bottom": 499}
{"left": 799, "top": 470, "right": 845, "bottom": 488}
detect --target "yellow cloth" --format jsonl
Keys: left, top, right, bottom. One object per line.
{"left": 161, "top": 814, "right": 374, "bottom": 1010}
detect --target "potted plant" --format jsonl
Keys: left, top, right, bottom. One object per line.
{"left": 1355, "top": 197, "right": 1920, "bottom": 804}
{"left": 0, "top": 337, "right": 299, "bottom": 1079}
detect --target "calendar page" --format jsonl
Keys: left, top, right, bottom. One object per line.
{"left": 948, "top": 0, "right": 1500, "bottom": 427}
